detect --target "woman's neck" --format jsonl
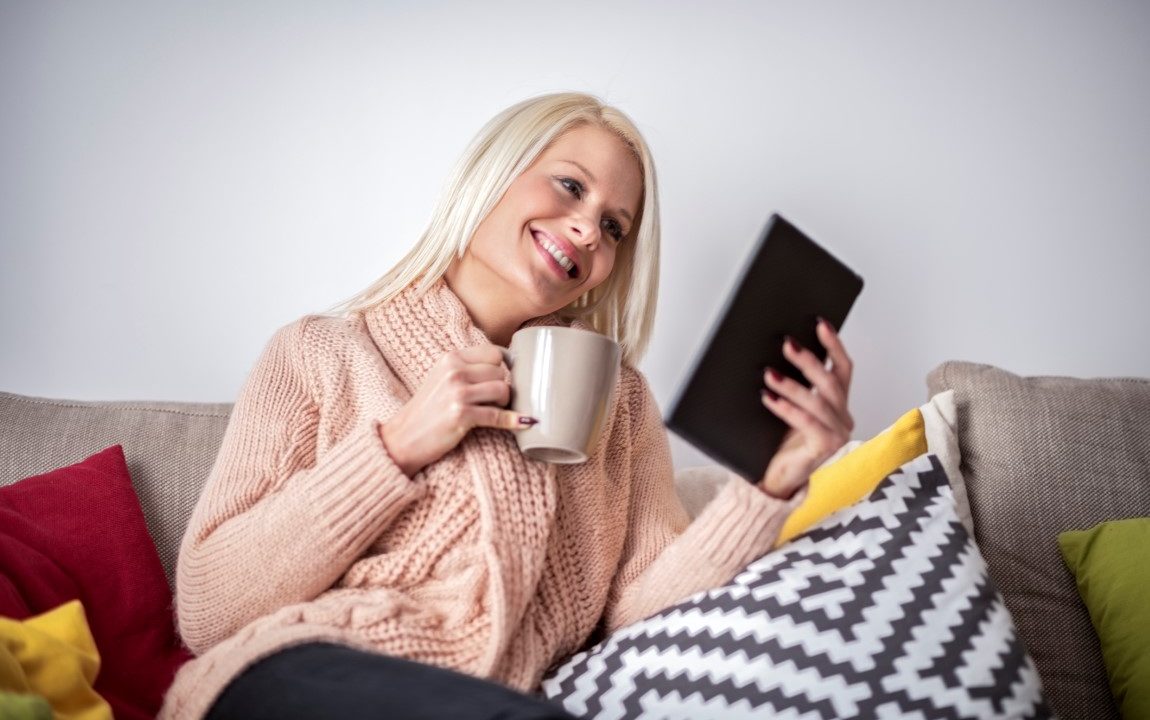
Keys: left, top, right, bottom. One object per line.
{"left": 442, "top": 262, "right": 525, "bottom": 348}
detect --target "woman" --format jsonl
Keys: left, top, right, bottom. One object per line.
{"left": 159, "top": 92, "right": 854, "bottom": 720}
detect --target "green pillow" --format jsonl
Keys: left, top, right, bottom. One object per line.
{"left": 1058, "top": 517, "right": 1150, "bottom": 719}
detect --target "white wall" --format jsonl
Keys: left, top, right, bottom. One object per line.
{"left": 3, "top": 1, "right": 1148, "bottom": 470}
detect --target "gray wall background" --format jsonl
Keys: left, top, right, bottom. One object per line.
{"left": 3, "top": 1, "right": 1148, "bottom": 470}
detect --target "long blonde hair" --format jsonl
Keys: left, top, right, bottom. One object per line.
{"left": 329, "top": 92, "right": 661, "bottom": 367}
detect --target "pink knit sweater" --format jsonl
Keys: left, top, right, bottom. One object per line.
{"left": 159, "top": 277, "right": 801, "bottom": 719}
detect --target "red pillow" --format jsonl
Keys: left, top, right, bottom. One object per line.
{"left": 0, "top": 445, "right": 192, "bottom": 720}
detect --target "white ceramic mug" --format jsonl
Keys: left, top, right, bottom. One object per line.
{"left": 499, "top": 326, "right": 622, "bottom": 464}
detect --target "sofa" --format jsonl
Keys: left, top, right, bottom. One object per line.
{"left": 2, "top": 360, "right": 1147, "bottom": 719}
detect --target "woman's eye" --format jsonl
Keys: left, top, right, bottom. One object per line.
{"left": 559, "top": 177, "right": 583, "bottom": 199}
{"left": 603, "top": 218, "right": 624, "bottom": 242}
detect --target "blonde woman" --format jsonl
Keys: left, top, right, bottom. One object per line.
{"left": 160, "top": 92, "right": 855, "bottom": 720}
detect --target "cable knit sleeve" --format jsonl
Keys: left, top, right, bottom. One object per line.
{"left": 175, "top": 317, "right": 425, "bottom": 654}
{"left": 602, "top": 368, "right": 805, "bottom": 634}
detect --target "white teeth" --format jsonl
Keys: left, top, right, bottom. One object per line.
{"left": 541, "top": 239, "right": 574, "bottom": 272}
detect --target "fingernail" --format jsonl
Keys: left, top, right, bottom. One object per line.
{"left": 785, "top": 336, "right": 802, "bottom": 353}
{"left": 518, "top": 416, "right": 538, "bottom": 426}
{"left": 766, "top": 367, "right": 782, "bottom": 383}
{"left": 762, "top": 389, "right": 779, "bottom": 402}
{"left": 817, "top": 316, "right": 834, "bottom": 332}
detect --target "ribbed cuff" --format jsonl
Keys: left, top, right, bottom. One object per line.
{"left": 690, "top": 477, "right": 805, "bottom": 570}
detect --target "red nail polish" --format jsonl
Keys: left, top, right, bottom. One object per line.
{"left": 785, "top": 336, "right": 802, "bottom": 353}
{"left": 762, "top": 389, "right": 779, "bottom": 402}
{"left": 518, "top": 416, "right": 538, "bottom": 426}
{"left": 767, "top": 368, "right": 782, "bottom": 383}
{"left": 818, "top": 316, "right": 835, "bottom": 332}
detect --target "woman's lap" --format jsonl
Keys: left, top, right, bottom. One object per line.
{"left": 206, "top": 642, "right": 575, "bottom": 720}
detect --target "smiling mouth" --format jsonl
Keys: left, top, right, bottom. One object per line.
{"left": 534, "top": 232, "right": 579, "bottom": 279}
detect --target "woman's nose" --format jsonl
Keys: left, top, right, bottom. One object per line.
{"left": 569, "top": 215, "right": 600, "bottom": 249}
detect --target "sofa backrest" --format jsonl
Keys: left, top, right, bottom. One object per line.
{"left": 928, "top": 361, "right": 1150, "bottom": 720}
{"left": 0, "top": 392, "right": 231, "bottom": 590}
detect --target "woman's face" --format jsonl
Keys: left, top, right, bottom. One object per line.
{"left": 463, "top": 123, "right": 644, "bottom": 317}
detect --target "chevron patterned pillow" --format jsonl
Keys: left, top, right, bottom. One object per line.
{"left": 543, "top": 453, "right": 1051, "bottom": 719}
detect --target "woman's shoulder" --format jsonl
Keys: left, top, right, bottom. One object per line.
{"left": 617, "top": 361, "right": 646, "bottom": 391}
{"left": 602, "top": 362, "right": 666, "bottom": 459}
{"left": 615, "top": 361, "right": 657, "bottom": 421}
{"left": 260, "top": 312, "right": 374, "bottom": 367}
{"left": 273, "top": 311, "right": 369, "bottom": 343}
{"left": 255, "top": 312, "right": 387, "bottom": 395}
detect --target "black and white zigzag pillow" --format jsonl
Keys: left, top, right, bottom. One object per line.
{"left": 543, "top": 454, "right": 1051, "bottom": 719}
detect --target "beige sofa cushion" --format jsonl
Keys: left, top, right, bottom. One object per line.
{"left": 927, "top": 361, "right": 1150, "bottom": 720}
{"left": 0, "top": 392, "right": 231, "bottom": 590}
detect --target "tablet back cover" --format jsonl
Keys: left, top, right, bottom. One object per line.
{"left": 665, "top": 214, "right": 864, "bottom": 483}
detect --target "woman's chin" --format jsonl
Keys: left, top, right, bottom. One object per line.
{"left": 520, "top": 266, "right": 569, "bottom": 301}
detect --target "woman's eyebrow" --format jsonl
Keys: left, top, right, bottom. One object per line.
{"left": 559, "top": 159, "right": 634, "bottom": 223}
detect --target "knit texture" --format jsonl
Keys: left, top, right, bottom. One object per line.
{"left": 159, "top": 277, "right": 802, "bottom": 720}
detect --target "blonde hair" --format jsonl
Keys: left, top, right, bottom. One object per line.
{"left": 328, "top": 92, "right": 661, "bottom": 367}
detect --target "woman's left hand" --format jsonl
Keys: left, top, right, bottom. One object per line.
{"left": 758, "top": 317, "right": 854, "bottom": 499}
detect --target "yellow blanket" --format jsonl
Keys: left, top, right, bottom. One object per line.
{"left": 0, "top": 600, "right": 112, "bottom": 720}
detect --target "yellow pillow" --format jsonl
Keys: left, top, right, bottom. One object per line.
{"left": 0, "top": 600, "right": 113, "bottom": 720}
{"left": 775, "top": 407, "right": 928, "bottom": 546}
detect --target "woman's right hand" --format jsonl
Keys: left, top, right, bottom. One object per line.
{"left": 379, "top": 344, "right": 536, "bottom": 477}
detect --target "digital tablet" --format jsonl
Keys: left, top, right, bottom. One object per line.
{"left": 665, "top": 214, "right": 864, "bottom": 483}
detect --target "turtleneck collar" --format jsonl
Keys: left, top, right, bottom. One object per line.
{"left": 363, "top": 275, "right": 591, "bottom": 397}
